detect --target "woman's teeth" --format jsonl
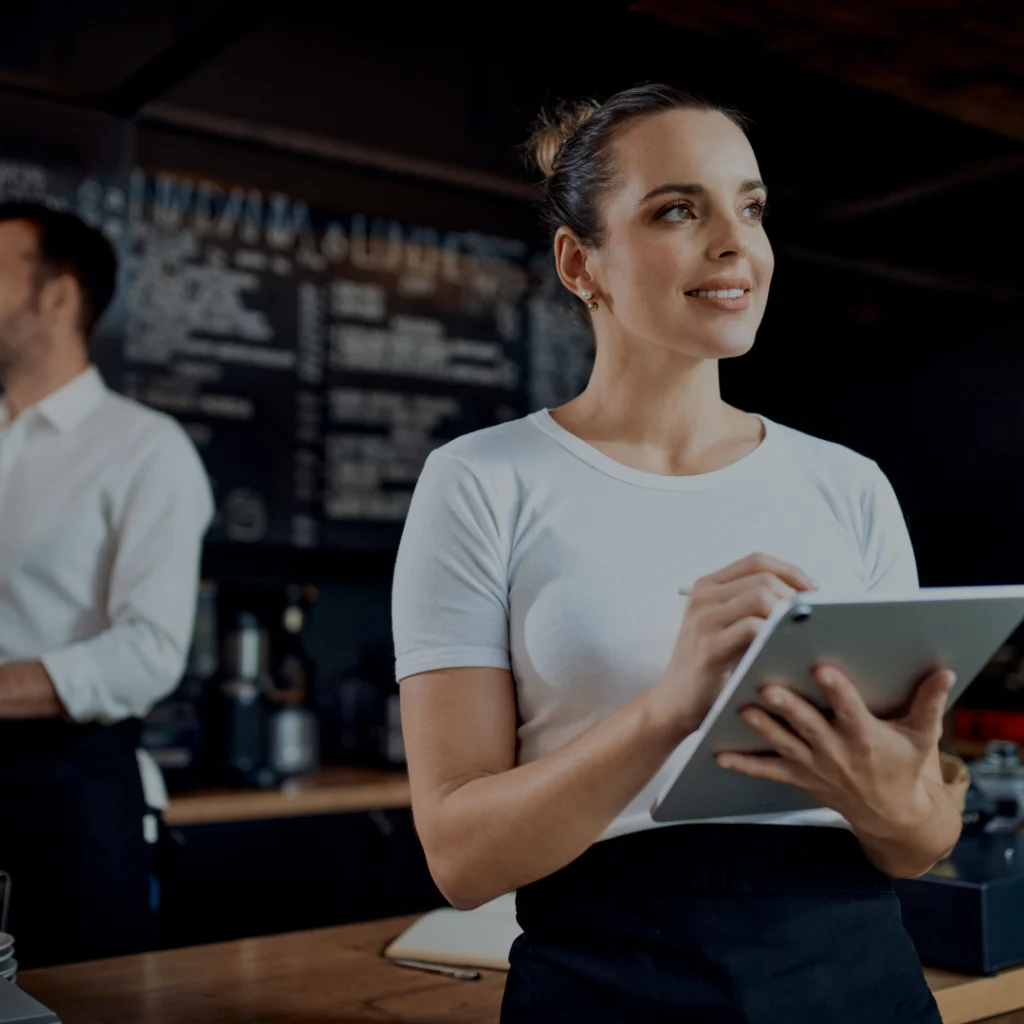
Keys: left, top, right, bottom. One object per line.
{"left": 686, "top": 288, "right": 747, "bottom": 298}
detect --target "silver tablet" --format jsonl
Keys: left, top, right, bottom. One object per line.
{"left": 651, "top": 585, "right": 1024, "bottom": 823}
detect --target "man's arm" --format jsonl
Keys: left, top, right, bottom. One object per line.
{"left": 0, "top": 661, "right": 63, "bottom": 718}
{"left": 9, "top": 425, "right": 214, "bottom": 724}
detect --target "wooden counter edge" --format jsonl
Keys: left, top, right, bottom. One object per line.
{"left": 17, "top": 915, "right": 1024, "bottom": 1024}
{"left": 163, "top": 769, "right": 412, "bottom": 826}
{"left": 927, "top": 964, "right": 1024, "bottom": 1024}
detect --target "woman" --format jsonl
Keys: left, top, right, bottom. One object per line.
{"left": 392, "top": 84, "right": 961, "bottom": 1023}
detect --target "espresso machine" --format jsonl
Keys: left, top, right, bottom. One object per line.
{"left": 205, "top": 585, "right": 320, "bottom": 788}
{"left": 208, "top": 609, "right": 277, "bottom": 787}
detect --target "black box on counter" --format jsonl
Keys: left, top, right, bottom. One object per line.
{"left": 894, "top": 832, "right": 1024, "bottom": 975}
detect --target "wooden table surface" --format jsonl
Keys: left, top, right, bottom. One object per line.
{"left": 19, "top": 914, "right": 1024, "bottom": 1024}
{"left": 163, "top": 767, "right": 411, "bottom": 827}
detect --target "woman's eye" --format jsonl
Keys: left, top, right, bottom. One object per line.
{"left": 744, "top": 199, "right": 767, "bottom": 221}
{"left": 660, "top": 203, "right": 694, "bottom": 222}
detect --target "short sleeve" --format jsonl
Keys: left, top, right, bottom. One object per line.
{"left": 861, "top": 463, "right": 919, "bottom": 594}
{"left": 392, "top": 450, "right": 511, "bottom": 682}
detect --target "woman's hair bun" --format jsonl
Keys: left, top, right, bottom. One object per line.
{"left": 527, "top": 99, "right": 601, "bottom": 179}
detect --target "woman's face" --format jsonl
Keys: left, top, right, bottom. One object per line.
{"left": 582, "top": 107, "right": 774, "bottom": 360}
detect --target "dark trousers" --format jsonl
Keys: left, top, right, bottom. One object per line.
{"left": 501, "top": 824, "right": 941, "bottom": 1024}
{"left": 0, "top": 718, "right": 155, "bottom": 968}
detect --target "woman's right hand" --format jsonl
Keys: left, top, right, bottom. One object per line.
{"left": 648, "top": 553, "right": 818, "bottom": 739}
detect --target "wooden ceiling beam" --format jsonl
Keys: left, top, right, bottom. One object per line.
{"left": 819, "top": 154, "right": 1024, "bottom": 221}
{"left": 781, "top": 246, "right": 1018, "bottom": 300}
{"left": 631, "top": 0, "right": 1024, "bottom": 141}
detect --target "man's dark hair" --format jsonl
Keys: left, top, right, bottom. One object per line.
{"left": 0, "top": 200, "right": 117, "bottom": 339}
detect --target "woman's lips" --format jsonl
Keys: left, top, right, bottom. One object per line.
{"left": 684, "top": 290, "right": 751, "bottom": 311}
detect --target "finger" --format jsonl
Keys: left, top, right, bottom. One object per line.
{"left": 702, "top": 573, "right": 797, "bottom": 613}
{"left": 716, "top": 750, "right": 803, "bottom": 786}
{"left": 698, "top": 586, "right": 786, "bottom": 642}
{"left": 693, "top": 579, "right": 799, "bottom": 671}
{"left": 760, "top": 684, "right": 839, "bottom": 754}
{"left": 701, "top": 553, "right": 817, "bottom": 594}
{"left": 899, "top": 670, "right": 956, "bottom": 746}
{"left": 813, "top": 664, "right": 875, "bottom": 740}
{"left": 708, "top": 615, "right": 766, "bottom": 671}
{"left": 739, "top": 705, "right": 813, "bottom": 765}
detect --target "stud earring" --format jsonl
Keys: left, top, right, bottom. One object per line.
{"left": 581, "top": 289, "right": 598, "bottom": 312}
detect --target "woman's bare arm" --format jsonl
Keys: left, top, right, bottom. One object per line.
{"left": 401, "top": 553, "right": 816, "bottom": 909}
{"left": 401, "top": 666, "right": 683, "bottom": 909}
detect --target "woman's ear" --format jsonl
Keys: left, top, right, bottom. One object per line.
{"left": 553, "top": 227, "right": 594, "bottom": 302}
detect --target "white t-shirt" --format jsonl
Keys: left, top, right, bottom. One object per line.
{"left": 392, "top": 408, "right": 919, "bottom": 841}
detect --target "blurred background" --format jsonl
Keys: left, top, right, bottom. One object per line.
{"left": 1, "top": 0, "right": 1023, "bottom": 956}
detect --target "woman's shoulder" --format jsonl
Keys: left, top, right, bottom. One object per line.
{"left": 410, "top": 414, "right": 552, "bottom": 534}
{"left": 765, "top": 416, "right": 884, "bottom": 488}
{"left": 428, "top": 411, "right": 551, "bottom": 473}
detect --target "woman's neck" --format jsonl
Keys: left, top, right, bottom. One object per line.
{"left": 549, "top": 340, "right": 760, "bottom": 477}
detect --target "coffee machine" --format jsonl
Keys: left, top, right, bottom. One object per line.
{"left": 208, "top": 609, "right": 277, "bottom": 787}
{"left": 203, "top": 583, "right": 320, "bottom": 788}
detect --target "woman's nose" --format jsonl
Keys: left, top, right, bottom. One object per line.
{"left": 706, "top": 212, "right": 747, "bottom": 261}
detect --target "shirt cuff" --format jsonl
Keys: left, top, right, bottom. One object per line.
{"left": 40, "top": 643, "right": 108, "bottom": 723}
{"left": 394, "top": 645, "right": 510, "bottom": 682}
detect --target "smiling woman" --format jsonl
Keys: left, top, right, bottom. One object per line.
{"left": 530, "top": 86, "right": 769, "bottom": 357}
{"left": 393, "top": 84, "right": 957, "bottom": 1024}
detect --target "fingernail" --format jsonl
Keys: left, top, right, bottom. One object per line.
{"left": 764, "top": 687, "right": 785, "bottom": 707}
{"left": 818, "top": 668, "right": 837, "bottom": 686}
{"left": 806, "top": 578, "right": 819, "bottom": 589}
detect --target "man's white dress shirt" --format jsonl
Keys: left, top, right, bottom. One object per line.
{"left": 0, "top": 366, "right": 213, "bottom": 806}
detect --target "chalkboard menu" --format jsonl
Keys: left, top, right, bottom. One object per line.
{"left": 122, "top": 167, "right": 533, "bottom": 549}
{"left": 0, "top": 126, "right": 595, "bottom": 552}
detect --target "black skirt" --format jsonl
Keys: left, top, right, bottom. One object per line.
{"left": 501, "top": 824, "right": 940, "bottom": 1024}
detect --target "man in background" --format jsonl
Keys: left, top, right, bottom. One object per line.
{"left": 0, "top": 201, "right": 213, "bottom": 966}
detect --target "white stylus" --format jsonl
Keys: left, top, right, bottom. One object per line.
{"left": 390, "top": 957, "right": 482, "bottom": 981}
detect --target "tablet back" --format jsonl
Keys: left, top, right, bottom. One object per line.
{"left": 651, "top": 586, "right": 1024, "bottom": 823}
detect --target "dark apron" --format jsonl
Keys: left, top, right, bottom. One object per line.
{"left": 501, "top": 823, "right": 941, "bottom": 1024}
{"left": 0, "top": 717, "right": 155, "bottom": 968}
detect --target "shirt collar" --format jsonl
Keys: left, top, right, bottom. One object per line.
{"left": 3, "top": 366, "right": 109, "bottom": 433}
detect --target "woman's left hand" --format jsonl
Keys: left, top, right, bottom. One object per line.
{"left": 717, "top": 664, "right": 956, "bottom": 836}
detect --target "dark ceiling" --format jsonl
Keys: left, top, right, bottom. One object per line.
{"left": 635, "top": 0, "right": 1024, "bottom": 142}
{"left": 4, "top": 0, "right": 1023, "bottom": 586}
{"left": 0, "top": 1, "right": 280, "bottom": 116}
{"left": 1, "top": 1, "right": 1021, "bottom": 308}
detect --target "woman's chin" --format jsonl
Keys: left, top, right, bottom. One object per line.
{"left": 686, "top": 332, "right": 758, "bottom": 361}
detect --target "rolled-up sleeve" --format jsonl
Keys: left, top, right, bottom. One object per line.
{"left": 42, "top": 425, "right": 214, "bottom": 723}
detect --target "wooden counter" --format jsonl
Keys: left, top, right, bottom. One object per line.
{"left": 163, "top": 767, "right": 411, "bottom": 826}
{"left": 19, "top": 915, "right": 1024, "bottom": 1024}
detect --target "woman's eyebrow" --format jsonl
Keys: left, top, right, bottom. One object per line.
{"left": 636, "top": 178, "right": 768, "bottom": 208}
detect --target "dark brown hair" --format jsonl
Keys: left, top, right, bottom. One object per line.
{"left": 527, "top": 83, "right": 751, "bottom": 252}
{"left": 0, "top": 200, "right": 117, "bottom": 340}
